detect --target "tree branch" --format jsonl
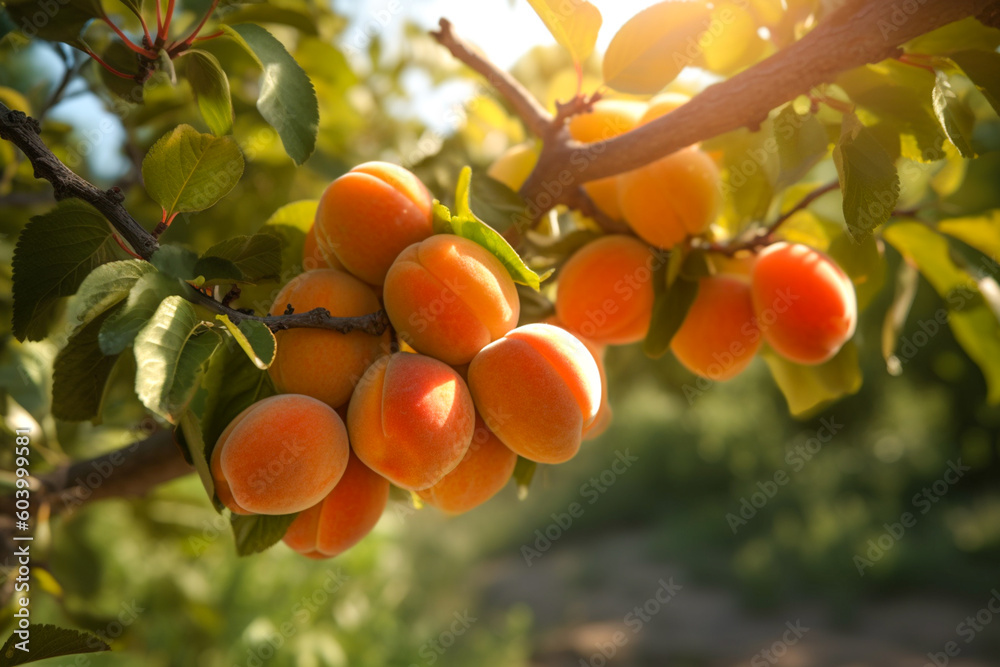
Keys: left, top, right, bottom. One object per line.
{"left": 431, "top": 18, "right": 553, "bottom": 138}
{"left": 0, "top": 100, "right": 390, "bottom": 337}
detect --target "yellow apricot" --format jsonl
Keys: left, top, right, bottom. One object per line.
{"left": 487, "top": 143, "right": 538, "bottom": 192}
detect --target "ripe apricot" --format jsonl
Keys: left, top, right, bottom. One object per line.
{"left": 383, "top": 234, "right": 520, "bottom": 365}
{"left": 211, "top": 395, "right": 349, "bottom": 515}
{"left": 568, "top": 100, "right": 646, "bottom": 220}
{"left": 314, "top": 162, "right": 434, "bottom": 285}
{"left": 545, "top": 316, "right": 612, "bottom": 440}
{"left": 467, "top": 323, "right": 601, "bottom": 464}
{"left": 638, "top": 92, "right": 690, "bottom": 125}
{"left": 268, "top": 269, "right": 389, "bottom": 409}
{"left": 487, "top": 143, "right": 538, "bottom": 192}
{"left": 416, "top": 414, "right": 517, "bottom": 514}
{"left": 617, "top": 146, "right": 721, "bottom": 249}
{"left": 555, "top": 235, "right": 655, "bottom": 344}
{"left": 751, "top": 242, "right": 858, "bottom": 365}
{"left": 670, "top": 276, "right": 761, "bottom": 380}
{"left": 348, "top": 353, "right": 475, "bottom": 490}
{"left": 302, "top": 223, "right": 344, "bottom": 271}
{"left": 282, "top": 452, "right": 390, "bottom": 559}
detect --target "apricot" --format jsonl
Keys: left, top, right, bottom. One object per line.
{"left": 555, "top": 235, "right": 655, "bottom": 344}
{"left": 268, "top": 269, "right": 389, "bottom": 409}
{"left": 313, "top": 162, "right": 434, "bottom": 285}
{"left": 638, "top": 92, "right": 690, "bottom": 125}
{"left": 545, "top": 316, "right": 612, "bottom": 440}
{"left": 210, "top": 395, "right": 349, "bottom": 515}
{"left": 467, "top": 323, "right": 601, "bottom": 464}
{"left": 569, "top": 100, "right": 646, "bottom": 220}
{"left": 751, "top": 242, "right": 857, "bottom": 365}
{"left": 670, "top": 276, "right": 761, "bottom": 380}
{"left": 348, "top": 353, "right": 475, "bottom": 490}
{"left": 487, "top": 143, "right": 538, "bottom": 192}
{"left": 282, "top": 452, "right": 390, "bottom": 559}
{"left": 617, "top": 146, "right": 721, "bottom": 249}
{"left": 302, "top": 223, "right": 344, "bottom": 271}
{"left": 417, "top": 414, "right": 517, "bottom": 514}
{"left": 383, "top": 235, "right": 520, "bottom": 365}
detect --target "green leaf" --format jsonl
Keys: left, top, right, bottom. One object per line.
{"left": 774, "top": 105, "right": 829, "bottom": 189}
{"left": 52, "top": 305, "right": 123, "bottom": 422}
{"left": 443, "top": 167, "right": 549, "bottom": 290}
{"left": 4, "top": 0, "right": 100, "bottom": 43}
{"left": 117, "top": 0, "right": 143, "bottom": 18}
{"left": 762, "top": 342, "right": 862, "bottom": 418}
{"left": 884, "top": 222, "right": 1000, "bottom": 403}
{"left": 142, "top": 124, "right": 244, "bottom": 219}
{"left": 219, "top": 3, "right": 319, "bottom": 34}
{"left": 259, "top": 200, "right": 318, "bottom": 276}
{"left": 12, "top": 200, "right": 122, "bottom": 341}
{"left": 826, "top": 231, "right": 886, "bottom": 312}
{"left": 99, "top": 271, "right": 186, "bottom": 355}
{"left": 215, "top": 315, "right": 276, "bottom": 370}
{"left": 905, "top": 17, "right": 1000, "bottom": 56}
{"left": 932, "top": 72, "right": 977, "bottom": 158}
{"left": 469, "top": 171, "right": 529, "bottom": 234}
{"left": 133, "top": 296, "right": 222, "bottom": 423}
{"left": 64, "top": 260, "right": 154, "bottom": 335}
{"left": 200, "top": 234, "right": 282, "bottom": 284}
{"left": 832, "top": 112, "right": 900, "bottom": 243}
{"left": 222, "top": 24, "right": 319, "bottom": 165}
{"left": 182, "top": 50, "right": 234, "bottom": 136}
{"left": 230, "top": 512, "right": 298, "bottom": 556}
{"left": 0, "top": 624, "right": 109, "bottom": 666}
{"left": 881, "top": 261, "right": 920, "bottom": 376}
{"left": 644, "top": 273, "right": 699, "bottom": 359}
{"left": 150, "top": 245, "right": 198, "bottom": 279}
{"left": 177, "top": 410, "right": 217, "bottom": 508}
{"left": 512, "top": 456, "right": 537, "bottom": 501}
{"left": 938, "top": 210, "right": 1000, "bottom": 261}
{"left": 951, "top": 50, "right": 1000, "bottom": 117}
{"left": 97, "top": 40, "right": 145, "bottom": 103}
{"left": 198, "top": 341, "right": 276, "bottom": 452}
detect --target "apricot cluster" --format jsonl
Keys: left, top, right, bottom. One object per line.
{"left": 212, "top": 162, "right": 605, "bottom": 560}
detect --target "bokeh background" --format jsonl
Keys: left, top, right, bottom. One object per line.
{"left": 2, "top": 1, "right": 1000, "bottom": 665}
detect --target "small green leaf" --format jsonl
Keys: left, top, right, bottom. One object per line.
{"left": 762, "top": 342, "right": 862, "bottom": 418}
{"left": 198, "top": 341, "right": 277, "bottom": 452}
{"left": 99, "top": 271, "right": 186, "bottom": 355}
{"left": 4, "top": 0, "right": 101, "bottom": 43}
{"left": 52, "top": 305, "right": 123, "bottom": 422}
{"left": 260, "top": 200, "right": 318, "bottom": 276}
{"left": 150, "top": 245, "right": 199, "bottom": 279}
{"left": 884, "top": 222, "right": 1000, "bottom": 403}
{"left": 774, "top": 105, "right": 829, "bottom": 189}
{"left": 644, "top": 275, "right": 699, "bottom": 359}
{"left": 932, "top": 72, "right": 977, "bottom": 158}
{"left": 65, "top": 260, "right": 154, "bottom": 335}
{"left": 182, "top": 49, "right": 234, "bottom": 136}
{"left": 133, "top": 296, "right": 222, "bottom": 423}
{"left": 826, "top": 231, "right": 886, "bottom": 312}
{"left": 142, "top": 124, "right": 244, "bottom": 219}
{"left": 0, "top": 624, "right": 110, "bottom": 666}
{"left": 200, "top": 234, "right": 282, "bottom": 284}
{"left": 230, "top": 513, "right": 298, "bottom": 556}
{"left": 117, "top": 0, "right": 143, "bottom": 18}
{"left": 177, "top": 410, "right": 217, "bottom": 508}
{"left": 97, "top": 40, "right": 145, "bottom": 103}
{"left": 220, "top": 3, "right": 319, "bottom": 34}
{"left": 222, "top": 24, "right": 319, "bottom": 165}
{"left": 446, "top": 167, "right": 549, "bottom": 290}
{"left": 951, "top": 50, "right": 1000, "bottom": 117}
{"left": 938, "top": 210, "right": 1000, "bottom": 260}
{"left": 215, "top": 315, "right": 276, "bottom": 370}
{"left": 832, "top": 112, "right": 900, "bottom": 243}
{"left": 469, "top": 171, "right": 529, "bottom": 234}
{"left": 12, "top": 200, "right": 123, "bottom": 341}
{"left": 512, "top": 456, "right": 537, "bottom": 501}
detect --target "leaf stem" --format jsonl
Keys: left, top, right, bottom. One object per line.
{"left": 82, "top": 47, "right": 136, "bottom": 80}
{"left": 103, "top": 16, "right": 159, "bottom": 58}
{"left": 178, "top": 0, "right": 221, "bottom": 48}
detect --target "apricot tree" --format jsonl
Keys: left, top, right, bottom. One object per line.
{"left": 1, "top": 0, "right": 1000, "bottom": 660}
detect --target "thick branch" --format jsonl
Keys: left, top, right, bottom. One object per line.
{"left": 431, "top": 18, "right": 553, "bottom": 138}
{"left": 0, "top": 100, "right": 390, "bottom": 337}
{"left": 514, "top": 0, "right": 996, "bottom": 203}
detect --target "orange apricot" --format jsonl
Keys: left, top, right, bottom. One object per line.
{"left": 750, "top": 242, "right": 857, "bottom": 365}
{"left": 302, "top": 223, "right": 344, "bottom": 271}
{"left": 638, "top": 92, "right": 690, "bottom": 125}
{"left": 467, "top": 323, "right": 601, "bottom": 464}
{"left": 383, "top": 234, "right": 520, "bottom": 365}
{"left": 545, "top": 316, "right": 612, "bottom": 440}
{"left": 268, "top": 269, "right": 389, "bottom": 409}
{"left": 416, "top": 414, "right": 518, "bottom": 514}
{"left": 569, "top": 100, "right": 646, "bottom": 220}
{"left": 313, "top": 162, "right": 434, "bottom": 285}
{"left": 282, "top": 452, "right": 390, "bottom": 559}
{"left": 617, "top": 146, "right": 721, "bottom": 249}
{"left": 347, "top": 353, "right": 475, "bottom": 490}
{"left": 210, "top": 395, "right": 350, "bottom": 515}
{"left": 555, "top": 235, "right": 656, "bottom": 344}
{"left": 670, "top": 276, "right": 761, "bottom": 380}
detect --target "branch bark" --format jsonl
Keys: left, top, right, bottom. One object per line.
{"left": 0, "top": 100, "right": 389, "bottom": 337}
